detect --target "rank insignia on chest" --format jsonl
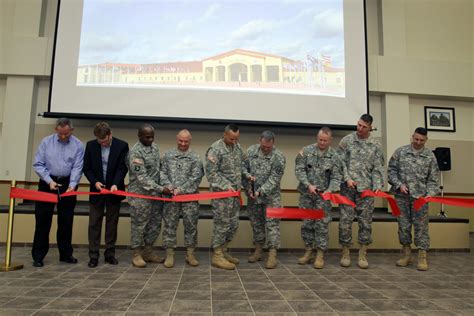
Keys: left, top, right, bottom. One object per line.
{"left": 134, "top": 165, "right": 141, "bottom": 172}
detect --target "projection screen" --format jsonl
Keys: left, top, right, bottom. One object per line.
{"left": 48, "top": 0, "right": 368, "bottom": 127}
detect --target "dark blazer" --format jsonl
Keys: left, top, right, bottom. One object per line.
{"left": 83, "top": 137, "right": 129, "bottom": 202}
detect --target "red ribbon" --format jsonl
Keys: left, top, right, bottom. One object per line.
{"left": 10, "top": 187, "right": 58, "bottom": 203}
{"left": 100, "top": 189, "right": 172, "bottom": 201}
{"left": 361, "top": 190, "right": 401, "bottom": 217}
{"left": 267, "top": 207, "right": 324, "bottom": 220}
{"left": 171, "top": 191, "right": 241, "bottom": 202}
{"left": 415, "top": 196, "right": 474, "bottom": 211}
{"left": 320, "top": 192, "right": 356, "bottom": 208}
{"left": 10, "top": 187, "right": 240, "bottom": 204}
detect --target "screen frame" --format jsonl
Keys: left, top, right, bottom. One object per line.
{"left": 46, "top": 0, "right": 369, "bottom": 130}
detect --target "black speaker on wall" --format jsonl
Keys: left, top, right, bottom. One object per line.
{"left": 433, "top": 147, "right": 451, "bottom": 171}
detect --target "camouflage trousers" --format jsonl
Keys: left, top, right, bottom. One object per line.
{"left": 299, "top": 193, "right": 332, "bottom": 250}
{"left": 395, "top": 194, "right": 430, "bottom": 250}
{"left": 247, "top": 200, "right": 281, "bottom": 249}
{"left": 339, "top": 184, "right": 374, "bottom": 246}
{"left": 211, "top": 196, "right": 240, "bottom": 248}
{"left": 162, "top": 201, "right": 200, "bottom": 249}
{"left": 128, "top": 197, "right": 163, "bottom": 249}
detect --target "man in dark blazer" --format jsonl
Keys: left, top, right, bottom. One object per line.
{"left": 83, "top": 122, "right": 129, "bottom": 268}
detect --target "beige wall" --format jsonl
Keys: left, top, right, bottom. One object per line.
{"left": 1, "top": 0, "right": 474, "bottom": 238}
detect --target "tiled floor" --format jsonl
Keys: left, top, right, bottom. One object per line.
{"left": 0, "top": 240, "right": 474, "bottom": 315}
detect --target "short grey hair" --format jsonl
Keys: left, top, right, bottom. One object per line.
{"left": 317, "top": 126, "right": 332, "bottom": 137}
{"left": 260, "top": 130, "right": 275, "bottom": 142}
{"left": 56, "top": 117, "right": 73, "bottom": 129}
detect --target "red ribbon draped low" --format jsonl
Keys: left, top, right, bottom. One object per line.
{"left": 414, "top": 196, "right": 474, "bottom": 211}
{"left": 361, "top": 190, "right": 401, "bottom": 217}
{"left": 320, "top": 192, "right": 356, "bottom": 208}
{"left": 267, "top": 207, "right": 324, "bottom": 220}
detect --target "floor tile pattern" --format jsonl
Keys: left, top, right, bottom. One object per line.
{"left": 0, "top": 237, "right": 473, "bottom": 315}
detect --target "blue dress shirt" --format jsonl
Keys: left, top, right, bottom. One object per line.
{"left": 33, "top": 134, "right": 85, "bottom": 188}
{"left": 101, "top": 140, "right": 111, "bottom": 180}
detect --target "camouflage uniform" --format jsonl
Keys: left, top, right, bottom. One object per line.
{"left": 206, "top": 138, "right": 245, "bottom": 248}
{"left": 243, "top": 144, "right": 286, "bottom": 249}
{"left": 295, "top": 145, "right": 341, "bottom": 251}
{"left": 338, "top": 132, "right": 384, "bottom": 246}
{"left": 127, "top": 142, "right": 164, "bottom": 249}
{"left": 161, "top": 148, "right": 204, "bottom": 248}
{"left": 388, "top": 145, "right": 440, "bottom": 250}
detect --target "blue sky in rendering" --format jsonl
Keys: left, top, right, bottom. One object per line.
{"left": 78, "top": 0, "right": 344, "bottom": 67}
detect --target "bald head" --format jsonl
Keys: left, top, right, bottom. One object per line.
{"left": 177, "top": 129, "right": 192, "bottom": 139}
{"left": 177, "top": 129, "right": 192, "bottom": 152}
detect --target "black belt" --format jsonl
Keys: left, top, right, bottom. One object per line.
{"left": 51, "top": 175, "right": 70, "bottom": 181}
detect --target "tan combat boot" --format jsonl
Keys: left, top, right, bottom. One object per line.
{"left": 417, "top": 250, "right": 428, "bottom": 271}
{"left": 340, "top": 246, "right": 351, "bottom": 267}
{"left": 297, "top": 246, "right": 314, "bottom": 265}
{"left": 142, "top": 246, "right": 165, "bottom": 263}
{"left": 265, "top": 248, "right": 277, "bottom": 269}
{"left": 248, "top": 244, "right": 263, "bottom": 263}
{"left": 396, "top": 245, "right": 412, "bottom": 267}
{"left": 164, "top": 248, "right": 174, "bottom": 268}
{"left": 132, "top": 248, "right": 146, "bottom": 268}
{"left": 185, "top": 247, "right": 199, "bottom": 266}
{"left": 314, "top": 249, "right": 324, "bottom": 269}
{"left": 358, "top": 244, "right": 369, "bottom": 269}
{"left": 212, "top": 246, "right": 235, "bottom": 270}
{"left": 222, "top": 243, "right": 239, "bottom": 264}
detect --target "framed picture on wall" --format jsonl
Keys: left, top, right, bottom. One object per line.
{"left": 424, "top": 106, "right": 456, "bottom": 132}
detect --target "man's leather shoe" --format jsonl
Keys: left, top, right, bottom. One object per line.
{"left": 60, "top": 256, "right": 78, "bottom": 264}
{"left": 33, "top": 260, "right": 43, "bottom": 267}
{"left": 88, "top": 258, "right": 98, "bottom": 268}
{"left": 105, "top": 256, "right": 119, "bottom": 265}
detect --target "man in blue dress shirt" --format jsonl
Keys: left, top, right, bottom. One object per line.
{"left": 32, "top": 118, "right": 85, "bottom": 267}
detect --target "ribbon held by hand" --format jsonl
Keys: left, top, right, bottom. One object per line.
{"left": 361, "top": 190, "right": 401, "bottom": 217}
{"left": 320, "top": 192, "right": 356, "bottom": 208}
{"left": 10, "top": 187, "right": 241, "bottom": 204}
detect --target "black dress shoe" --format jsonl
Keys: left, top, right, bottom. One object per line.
{"left": 105, "top": 256, "right": 119, "bottom": 265}
{"left": 60, "top": 256, "right": 78, "bottom": 264}
{"left": 88, "top": 258, "right": 98, "bottom": 268}
{"left": 33, "top": 260, "right": 43, "bottom": 267}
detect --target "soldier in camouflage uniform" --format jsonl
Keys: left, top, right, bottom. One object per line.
{"left": 161, "top": 129, "right": 204, "bottom": 268}
{"left": 388, "top": 127, "right": 440, "bottom": 271}
{"left": 127, "top": 124, "right": 170, "bottom": 268}
{"left": 295, "top": 127, "right": 341, "bottom": 269}
{"left": 244, "top": 131, "right": 286, "bottom": 269}
{"left": 338, "top": 114, "right": 384, "bottom": 269}
{"left": 206, "top": 124, "right": 246, "bottom": 270}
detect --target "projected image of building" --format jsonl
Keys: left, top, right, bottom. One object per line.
{"left": 77, "top": 49, "right": 344, "bottom": 96}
